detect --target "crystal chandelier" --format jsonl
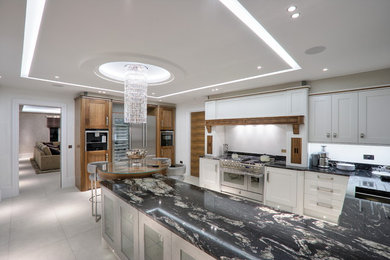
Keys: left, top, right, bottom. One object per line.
{"left": 123, "top": 64, "right": 148, "bottom": 124}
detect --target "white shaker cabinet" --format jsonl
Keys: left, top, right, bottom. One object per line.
{"left": 264, "top": 167, "right": 303, "bottom": 214}
{"left": 309, "top": 95, "right": 332, "bottom": 142}
{"left": 199, "top": 158, "right": 220, "bottom": 192}
{"left": 331, "top": 92, "right": 358, "bottom": 143}
{"left": 139, "top": 212, "right": 172, "bottom": 260}
{"left": 309, "top": 93, "right": 358, "bottom": 144}
{"left": 359, "top": 88, "right": 390, "bottom": 145}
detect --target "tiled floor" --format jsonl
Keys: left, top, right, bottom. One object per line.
{"left": 0, "top": 159, "right": 116, "bottom": 260}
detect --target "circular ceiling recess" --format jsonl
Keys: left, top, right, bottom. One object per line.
{"left": 304, "top": 46, "right": 326, "bottom": 55}
{"left": 96, "top": 61, "right": 173, "bottom": 85}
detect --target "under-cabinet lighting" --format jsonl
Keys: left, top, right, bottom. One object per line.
{"left": 22, "top": 105, "right": 61, "bottom": 114}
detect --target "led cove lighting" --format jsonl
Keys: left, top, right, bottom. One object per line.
{"left": 219, "top": 0, "right": 300, "bottom": 70}
{"left": 21, "top": 0, "right": 46, "bottom": 78}
{"left": 22, "top": 105, "right": 61, "bottom": 114}
{"left": 287, "top": 6, "right": 297, "bottom": 12}
{"left": 22, "top": 0, "right": 301, "bottom": 99}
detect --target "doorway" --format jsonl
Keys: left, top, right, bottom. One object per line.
{"left": 11, "top": 99, "right": 68, "bottom": 197}
{"left": 18, "top": 105, "right": 62, "bottom": 194}
{"left": 190, "top": 111, "right": 205, "bottom": 177}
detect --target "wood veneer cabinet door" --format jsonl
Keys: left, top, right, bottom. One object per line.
{"left": 191, "top": 112, "right": 205, "bottom": 177}
{"left": 85, "top": 99, "right": 110, "bottom": 129}
{"left": 161, "top": 146, "right": 175, "bottom": 165}
{"left": 160, "top": 107, "right": 175, "bottom": 130}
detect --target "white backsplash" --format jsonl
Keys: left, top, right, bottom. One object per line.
{"left": 225, "top": 125, "right": 287, "bottom": 156}
{"left": 308, "top": 143, "right": 390, "bottom": 165}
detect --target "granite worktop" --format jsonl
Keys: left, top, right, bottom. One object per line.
{"left": 101, "top": 176, "right": 390, "bottom": 260}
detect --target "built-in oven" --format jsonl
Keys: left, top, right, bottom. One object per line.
{"left": 220, "top": 166, "right": 264, "bottom": 200}
{"left": 161, "top": 131, "right": 174, "bottom": 146}
{"left": 85, "top": 130, "right": 109, "bottom": 151}
{"left": 248, "top": 175, "right": 264, "bottom": 194}
{"left": 221, "top": 168, "right": 248, "bottom": 190}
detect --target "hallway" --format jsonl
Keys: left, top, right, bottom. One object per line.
{"left": 0, "top": 159, "right": 116, "bottom": 260}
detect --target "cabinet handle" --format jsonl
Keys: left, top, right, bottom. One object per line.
{"left": 106, "top": 116, "right": 109, "bottom": 126}
{"left": 317, "top": 175, "right": 333, "bottom": 181}
{"left": 333, "top": 133, "right": 337, "bottom": 138}
{"left": 360, "top": 133, "right": 365, "bottom": 138}
{"left": 158, "top": 234, "right": 163, "bottom": 242}
{"left": 215, "top": 164, "right": 218, "bottom": 173}
{"left": 267, "top": 171, "right": 270, "bottom": 182}
{"left": 316, "top": 202, "right": 333, "bottom": 209}
{"left": 326, "top": 133, "right": 331, "bottom": 138}
{"left": 105, "top": 153, "right": 108, "bottom": 161}
{"left": 317, "top": 186, "right": 333, "bottom": 193}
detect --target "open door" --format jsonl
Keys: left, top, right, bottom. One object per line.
{"left": 190, "top": 112, "right": 205, "bottom": 177}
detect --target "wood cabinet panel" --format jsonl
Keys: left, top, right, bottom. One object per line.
{"left": 85, "top": 98, "right": 110, "bottom": 129}
{"left": 161, "top": 146, "right": 175, "bottom": 165}
{"left": 191, "top": 112, "right": 205, "bottom": 177}
{"left": 160, "top": 107, "right": 175, "bottom": 130}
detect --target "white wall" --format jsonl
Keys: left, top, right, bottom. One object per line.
{"left": 175, "top": 100, "right": 205, "bottom": 176}
{"left": 308, "top": 143, "right": 390, "bottom": 165}
{"left": 0, "top": 86, "right": 75, "bottom": 199}
{"left": 225, "top": 125, "right": 287, "bottom": 156}
{"left": 19, "top": 112, "right": 52, "bottom": 159}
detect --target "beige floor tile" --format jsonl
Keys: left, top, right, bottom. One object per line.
{"left": 8, "top": 238, "right": 75, "bottom": 260}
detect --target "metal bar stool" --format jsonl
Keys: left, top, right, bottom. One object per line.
{"left": 87, "top": 161, "right": 107, "bottom": 222}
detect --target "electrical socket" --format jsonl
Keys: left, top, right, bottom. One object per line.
{"left": 363, "top": 154, "right": 374, "bottom": 160}
{"left": 281, "top": 149, "right": 287, "bottom": 153}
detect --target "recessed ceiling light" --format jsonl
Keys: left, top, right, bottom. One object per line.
{"left": 291, "top": 13, "right": 300, "bottom": 19}
{"left": 287, "top": 6, "right": 297, "bottom": 12}
{"left": 322, "top": 68, "right": 328, "bottom": 72}
{"left": 152, "top": 92, "right": 156, "bottom": 95}
{"left": 0, "top": 75, "right": 2, "bottom": 79}
{"left": 257, "top": 66, "right": 262, "bottom": 70}
{"left": 159, "top": 99, "right": 162, "bottom": 102}
{"left": 54, "top": 75, "right": 60, "bottom": 79}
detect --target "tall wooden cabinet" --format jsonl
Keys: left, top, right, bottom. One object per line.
{"left": 75, "top": 96, "right": 112, "bottom": 191}
{"left": 157, "top": 106, "right": 176, "bottom": 164}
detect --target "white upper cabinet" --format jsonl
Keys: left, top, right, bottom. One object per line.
{"left": 309, "top": 95, "right": 332, "bottom": 142}
{"left": 310, "top": 88, "right": 390, "bottom": 145}
{"left": 204, "top": 88, "right": 308, "bottom": 120}
{"left": 359, "top": 88, "right": 390, "bottom": 145}
{"left": 331, "top": 92, "right": 358, "bottom": 143}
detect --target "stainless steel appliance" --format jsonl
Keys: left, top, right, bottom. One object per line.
{"left": 318, "top": 145, "right": 330, "bottom": 168}
{"left": 85, "top": 130, "right": 109, "bottom": 151}
{"left": 112, "top": 102, "right": 156, "bottom": 161}
{"left": 130, "top": 116, "right": 156, "bottom": 155}
{"left": 161, "top": 130, "right": 174, "bottom": 146}
{"left": 220, "top": 158, "right": 265, "bottom": 201}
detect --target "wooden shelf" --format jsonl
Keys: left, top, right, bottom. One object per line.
{"left": 205, "top": 115, "right": 304, "bottom": 134}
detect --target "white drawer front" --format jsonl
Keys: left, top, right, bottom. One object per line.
{"left": 304, "top": 179, "right": 347, "bottom": 201}
{"left": 304, "top": 194, "right": 344, "bottom": 217}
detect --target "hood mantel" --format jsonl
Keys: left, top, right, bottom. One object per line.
{"left": 205, "top": 115, "right": 304, "bottom": 134}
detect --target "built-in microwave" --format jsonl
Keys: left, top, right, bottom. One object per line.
{"left": 85, "top": 130, "right": 109, "bottom": 151}
{"left": 161, "top": 130, "right": 174, "bottom": 146}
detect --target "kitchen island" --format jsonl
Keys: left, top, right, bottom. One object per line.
{"left": 100, "top": 175, "right": 390, "bottom": 260}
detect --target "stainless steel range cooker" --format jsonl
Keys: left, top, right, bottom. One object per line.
{"left": 220, "top": 157, "right": 265, "bottom": 201}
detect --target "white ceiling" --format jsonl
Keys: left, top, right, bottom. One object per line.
{"left": 1, "top": 0, "right": 390, "bottom": 104}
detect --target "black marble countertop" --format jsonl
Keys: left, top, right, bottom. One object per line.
{"left": 101, "top": 176, "right": 390, "bottom": 260}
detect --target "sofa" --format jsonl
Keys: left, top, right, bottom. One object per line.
{"left": 33, "top": 142, "right": 61, "bottom": 171}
